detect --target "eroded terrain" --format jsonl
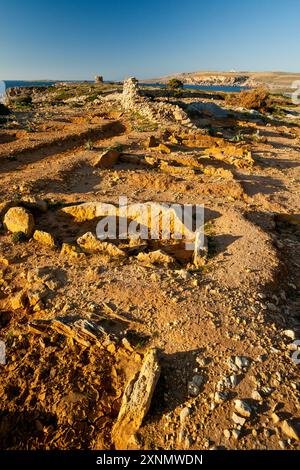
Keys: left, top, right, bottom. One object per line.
{"left": 0, "top": 80, "right": 300, "bottom": 450}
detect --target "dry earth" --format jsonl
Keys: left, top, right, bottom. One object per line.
{"left": 0, "top": 80, "right": 300, "bottom": 450}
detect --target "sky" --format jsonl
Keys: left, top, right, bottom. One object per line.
{"left": 0, "top": 0, "right": 300, "bottom": 80}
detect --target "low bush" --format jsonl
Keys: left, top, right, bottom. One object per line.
{"left": 225, "top": 87, "right": 271, "bottom": 112}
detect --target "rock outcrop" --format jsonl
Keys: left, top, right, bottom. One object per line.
{"left": 112, "top": 348, "right": 160, "bottom": 449}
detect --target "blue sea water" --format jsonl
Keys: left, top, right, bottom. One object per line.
{"left": 140, "top": 82, "right": 249, "bottom": 93}
{"left": 0, "top": 79, "right": 248, "bottom": 103}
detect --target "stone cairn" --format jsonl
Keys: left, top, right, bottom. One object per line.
{"left": 121, "top": 77, "right": 196, "bottom": 129}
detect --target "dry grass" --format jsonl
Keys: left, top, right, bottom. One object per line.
{"left": 225, "top": 87, "right": 272, "bottom": 112}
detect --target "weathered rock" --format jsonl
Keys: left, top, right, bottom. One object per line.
{"left": 271, "top": 412, "right": 281, "bottom": 424}
{"left": 27, "top": 285, "right": 48, "bottom": 307}
{"left": 281, "top": 419, "right": 300, "bottom": 441}
{"left": 60, "top": 243, "right": 86, "bottom": 260}
{"left": 232, "top": 412, "right": 246, "bottom": 426}
{"left": 232, "top": 429, "right": 241, "bottom": 440}
{"left": 146, "top": 135, "right": 159, "bottom": 148}
{"left": 93, "top": 149, "right": 120, "bottom": 169}
{"left": 10, "top": 290, "right": 27, "bottom": 310}
{"left": 234, "top": 399, "right": 252, "bottom": 418}
{"left": 180, "top": 407, "right": 191, "bottom": 423}
{"left": 192, "top": 375, "right": 204, "bottom": 387}
{"left": 283, "top": 329, "right": 296, "bottom": 341}
{"left": 77, "top": 232, "right": 126, "bottom": 258}
{"left": 137, "top": 249, "right": 175, "bottom": 266}
{"left": 4, "top": 207, "right": 34, "bottom": 236}
{"left": 61, "top": 202, "right": 117, "bottom": 222}
{"left": 214, "top": 391, "right": 229, "bottom": 404}
{"left": 154, "top": 143, "right": 172, "bottom": 154}
{"left": 33, "top": 230, "right": 56, "bottom": 247}
{"left": 234, "top": 356, "right": 250, "bottom": 369}
{"left": 112, "top": 348, "right": 161, "bottom": 449}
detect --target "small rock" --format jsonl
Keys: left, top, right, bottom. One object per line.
{"left": 214, "top": 391, "right": 229, "bottom": 404}
{"left": 252, "top": 390, "right": 263, "bottom": 401}
{"left": 235, "top": 356, "right": 250, "bottom": 369}
{"left": 283, "top": 330, "right": 296, "bottom": 341}
{"left": 234, "top": 399, "right": 252, "bottom": 418}
{"left": 278, "top": 439, "right": 286, "bottom": 449}
{"left": 192, "top": 375, "right": 204, "bottom": 387}
{"left": 232, "top": 429, "right": 241, "bottom": 440}
{"left": 33, "top": 230, "right": 56, "bottom": 247}
{"left": 93, "top": 149, "right": 120, "bottom": 169}
{"left": 10, "top": 290, "right": 27, "bottom": 310}
{"left": 232, "top": 412, "right": 246, "bottom": 427}
{"left": 188, "top": 382, "right": 200, "bottom": 397}
{"left": 196, "top": 356, "right": 209, "bottom": 367}
{"left": 180, "top": 407, "right": 191, "bottom": 423}
{"left": 4, "top": 206, "right": 34, "bottom": 236}
{"left": 281, "top": 419, "right": 300, "bottom": 441}
{"left": 272, "top": 412, "right": 281, "bottom": 425}
{"left": 60, "top": 243, "right": 86, "bottom": 260}
{"left": 230, "top": 374, "right": 239, "bottom": 387}
{"left": 223, "top": 429, "right": 231, "bottom": 439}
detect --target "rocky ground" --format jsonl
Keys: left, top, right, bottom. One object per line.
{"left": 0, "top": 79, "right": 300, "bottom": 450}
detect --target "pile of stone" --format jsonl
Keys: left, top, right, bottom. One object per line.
{"left": 120, "top": 77, "right": 196, "bottom": 129}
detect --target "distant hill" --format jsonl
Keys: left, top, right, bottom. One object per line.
{"left": 145, "top": 71, "right": 300, "bottom": 92}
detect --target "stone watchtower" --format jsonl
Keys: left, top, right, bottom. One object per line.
{"left": 94, "top": 75, "right": 103, "bottom": 84}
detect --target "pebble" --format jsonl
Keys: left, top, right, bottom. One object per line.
{"left": 234, "top": 399, "right": 252, "bottom": 418}
{"left": 223, "top": 429, "right": 231, "bottom": 439}
{"left": 214, "top": 391, "right": 229, "bottom": 404}
{"left": 188, "top": 382, "right": 200, "bottom": 397}
{"left": 252, "top": 390, "right": 263, "bottom": 401}
{"left": 196, "top": 356, "right": 209, "bottom": 367}
{"left": 180, "top": 407, "right": 191, "bottom": 423}
{"left": 232, "top": 412, "right": 246, "bottom": 427}
{"left": 235, "top": 355, "right": 250, "bottom": 369}
{"left": 230, "top": 374, "right": 239, "bottom": 387}
{"left": 281, "top": 419, "right": 300, "bottom": 441}
{"left": 232, "top": 429, "right": 241, "bottom": 440}
{"left": 283, "top": 330, "right": 296, "bottom": 341}
{"left": 278, "top": 439, "right": 286, "bottom": 449}
{"left": 192, "top": 375, "right": 204, "bottom": 387}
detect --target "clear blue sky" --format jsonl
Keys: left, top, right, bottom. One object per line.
{"left": 1, "top": 0, "right": 299, "bottom": 80}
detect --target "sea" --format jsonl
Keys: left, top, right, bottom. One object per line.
{"left": 0, "top": 80, "right": 247, "bottom": 103}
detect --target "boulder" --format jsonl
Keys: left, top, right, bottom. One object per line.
{"left": 4, "top": 207, "right": 34, "bottom": 236}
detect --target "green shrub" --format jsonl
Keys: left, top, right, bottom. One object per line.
{"left": 167, "top": 79, "right": 184, "bottom": 90}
